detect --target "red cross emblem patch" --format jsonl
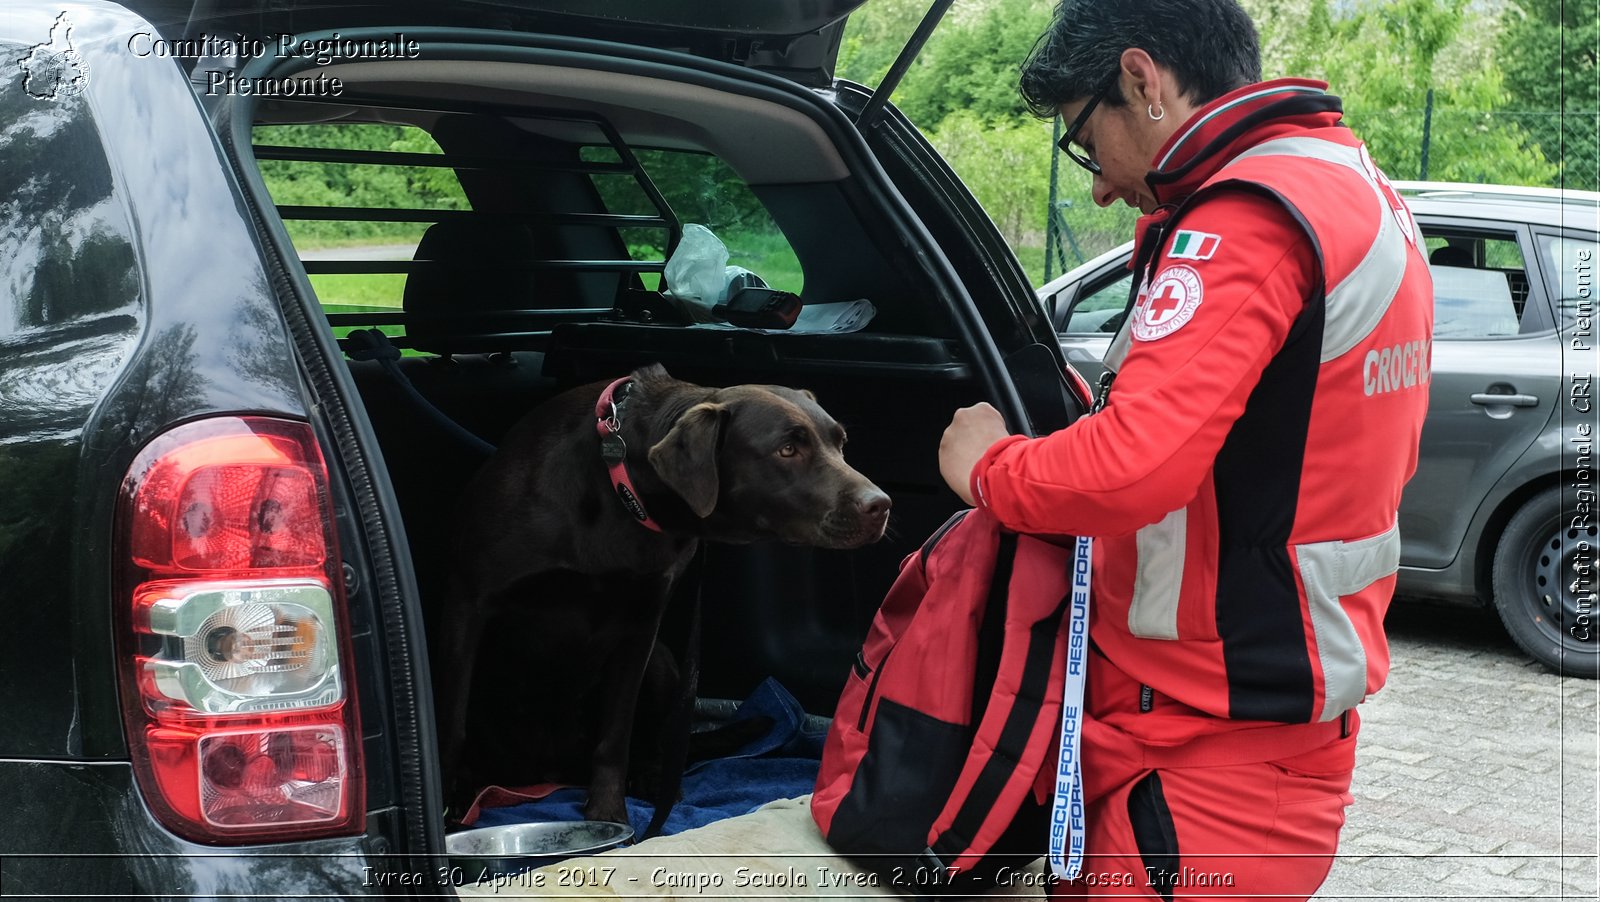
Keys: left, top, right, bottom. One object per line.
{"left": 1133, "top": 264, "right": 1204, "bottom": 341}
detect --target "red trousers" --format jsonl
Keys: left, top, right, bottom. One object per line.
{"left": 1048, "top": 654, "right": 1358, "bottom": 901}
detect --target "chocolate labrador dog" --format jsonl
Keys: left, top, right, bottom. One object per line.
{"left": 437, "top": 363, "right": 890, "bottom": 826}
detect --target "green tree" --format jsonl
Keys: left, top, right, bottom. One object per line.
{"left": 1250, "top": 0, "right": 1557, "bottom": 186}
{"left": 926, "top": 110, "right": 1053, "bottom": 246}
{"left": 923, "top": 110, "right": 1140, "bottom": 278}
{"left": 894, "top": 0, "right": 1055, "bottom": 124}
{"left": 1499, "top": 0, "right": 1600, "bottom": 191}
{"left": 837, "top": 0, "right": 1053, "bottom": 124}
{"left": 835, "top": 0, "right": 928, "bottom": 89}
{"left": 843, "top": 0, "right": 1135, "bottom": 280}
{"left": 255, "top": 123, "right": 468, "bottom": 246}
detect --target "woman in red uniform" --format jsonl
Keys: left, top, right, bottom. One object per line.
{"left": 940, "top": 1, "right": 1434, "bottom": 898}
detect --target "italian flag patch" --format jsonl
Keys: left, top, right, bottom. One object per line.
{"left": 1167, "top": 230, "right": 1221, "bottom": 261}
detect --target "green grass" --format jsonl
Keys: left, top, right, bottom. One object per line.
{"left": 725, "top": 229, "right": 805, "bottom": 295}
{"left": 1013, "top": 244, "right": 1046, "bottom": 287}
{"left": 290, "top": 230, "right": 426, "bottom": 250}
{"left": 321, "top": 301, "right": 417, "bottom": 356}
{"left": 301, "top": 228, "right": 804, "bottom": 309}
{"left": 310, "top": 274, "right": 407, "bottom": 308}
{"left": 296, "top": 222, "right": 837, "bottom": 371}
{"left": 631, "top": 227, "right": 806, "bottom": 296}
{"left": 306, "top": 233, "right": 1058, "bottom": 331}
{"left": 302, "top": 228, "right": 804, "bottom": 358}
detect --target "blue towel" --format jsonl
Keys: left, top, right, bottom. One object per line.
{"left": 473, "top": 678, "right": 827, "bottom": 840}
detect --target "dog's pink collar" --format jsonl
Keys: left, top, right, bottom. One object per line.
{"left": 596, "top": 377, "right": 664, "bottom": 533}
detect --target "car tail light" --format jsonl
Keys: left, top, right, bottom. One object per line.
{"left": 116, "top": 417, "right": 363, "bottom": 844}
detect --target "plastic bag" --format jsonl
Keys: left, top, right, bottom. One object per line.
{"left": 664, "top": 224, "right": 731, "bottom": 309}
{"left": 664, "top": 224, "right": 770, "bottom": 322}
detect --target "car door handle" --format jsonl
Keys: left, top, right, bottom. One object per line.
{"left": 1470, "top": 392, "right": 1539, "bottom": 407}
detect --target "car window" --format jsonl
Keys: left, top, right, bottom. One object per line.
{"left": 254, "top": 123, "right": 469, "bottom": 348}
{"left": 582, "top": 147, "right": 802, "bottom": 295}
{"left": 1062, "top": 270, "right": 1133, "bottom": 334}
{"left": 1535, "top": 233, "right": 1598, "bottom": 330}
{"left": 255, "top": 116, "right": 805, "bottom": 353}
{"left": 1423, "top": 232, "right": 1537, "bottom": 338}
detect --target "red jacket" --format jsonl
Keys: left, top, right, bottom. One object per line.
{"left": 972, "top": 79, "right": 1433, "bottom": 726}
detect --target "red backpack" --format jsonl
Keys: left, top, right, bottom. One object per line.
{"left": 812, "top": 507, "right": 1075, "bottom": 889}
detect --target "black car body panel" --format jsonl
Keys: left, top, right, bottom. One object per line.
{"left": 1, "top": 2, "right": 309, "bottom": 761}
{"left": 121, "top": 0, "right": 867, "bottom": 86}
{"left": 2, "top": 1, "right": 425, "bottom": 890}
{"left": 1, "top": 0, "right": 1090, "bottom": 894}
{"left": 0, "top": 761, "right": 394, "bottom": 897}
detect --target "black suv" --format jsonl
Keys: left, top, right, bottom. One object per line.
{"left": 0, "top": 0, "right": 1087, "bottom": 895}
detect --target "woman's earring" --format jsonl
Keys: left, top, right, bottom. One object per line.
{"left": 1148, "top": 102, "right": 1165, "bottom": 121}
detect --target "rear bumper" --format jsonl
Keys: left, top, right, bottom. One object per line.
{"left": 0, "top": 759, "right": 420, "bottom": 898}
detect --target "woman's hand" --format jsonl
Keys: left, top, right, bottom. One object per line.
{"left": 938, "top": 402, "right": 1010, "bottom": 505}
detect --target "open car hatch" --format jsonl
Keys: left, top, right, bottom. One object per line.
{"left": 115, "top": 0, "right": 872, "bottom": 86}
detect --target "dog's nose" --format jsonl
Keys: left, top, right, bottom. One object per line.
{"left": 857, "top": 489, "right": 892, "bottom": 520}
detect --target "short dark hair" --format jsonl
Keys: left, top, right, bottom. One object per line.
{"left": 1019, "top": 0, "right": 1262, "bottom": 118}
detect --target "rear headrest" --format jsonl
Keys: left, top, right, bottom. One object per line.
{"left": 1429, "top": 244, "right": 1472, "bottom": 268}
{"left": 403, "top": 220, "right": 539, "bottom": 352}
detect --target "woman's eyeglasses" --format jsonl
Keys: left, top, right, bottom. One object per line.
{"left": 1057, "top": 74, "right": 1118, "bottom": 174}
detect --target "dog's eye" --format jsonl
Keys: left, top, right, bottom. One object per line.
{"left": 778, "top": 443, "right": 799, "bottom": 458}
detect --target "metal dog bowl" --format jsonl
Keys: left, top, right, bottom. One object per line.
{"left": 446, "top": 821, "right": 633, "bottom": 876}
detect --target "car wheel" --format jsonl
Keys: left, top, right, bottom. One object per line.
{"left": 1490, "top": 487, "right": 1600, "bottom": 678}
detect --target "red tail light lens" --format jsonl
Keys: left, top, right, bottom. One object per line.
{"left": 197, "top": 726, "right": 347, "bottom": 827}
{"left": 117, "top": 417, "right": 363, "bottom": 844}
{"left": 129, "top": 431, "right": 327, "bottom": 571}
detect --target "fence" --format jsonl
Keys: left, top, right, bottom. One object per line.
{"left": 1043, "top": 115, "right": 1142, "bottom": 283}
{"left": 1405, "top": 99, "right": 1597, "bottom": 190}
{"left": 1042, "top": 104, "right": 1600, "bottom": 283}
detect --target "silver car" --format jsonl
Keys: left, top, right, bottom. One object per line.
{"left": 1041, "top": 182, "right": 1599, "bottom": 677}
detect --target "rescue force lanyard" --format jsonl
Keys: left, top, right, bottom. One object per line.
{"left": 1048, "top": 535, "right": 1092, "bottom": 881}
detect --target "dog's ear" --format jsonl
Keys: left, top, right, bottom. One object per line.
{"left": 648, "top": 402, "right": 726, "bottom": 518}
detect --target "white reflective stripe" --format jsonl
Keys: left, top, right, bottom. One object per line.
{"left": 1103, "top": 276, "right": 1145, "bottom": 375}
{"left": 1049, "top": 536, "right": 1092, "bottom": 882}
{"left": 1222, "top": 136, "right": 1409, "bottom": 362}
{"left": 1104, "top": 313, "right": 1135, "bottom": 373}
{"left": 1225, "top": 135, "right": 1371, "bottom": 184}
{"left": 1322, "top": 202, "right": 1406, "bottom": 362}
{"left": 1155, "top": 85, "right": 1327, "bottom": 171}
{"left": 1296, "top": 524, "right": 1401, "bottom": 721}
{"left": 1128, "top": 508, "right": 1186, "bottom": 640}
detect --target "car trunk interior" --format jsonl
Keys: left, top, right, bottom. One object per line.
{"left": 246, "top": 53, "right": 983, "bottom": 826}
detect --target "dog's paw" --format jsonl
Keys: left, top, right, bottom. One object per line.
{"left": 583, "top": 794, "right": 629, "bottom": 826}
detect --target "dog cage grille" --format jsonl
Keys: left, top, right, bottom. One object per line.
{"left": 252, "top": 98, "right": 685, "bottom": 354}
